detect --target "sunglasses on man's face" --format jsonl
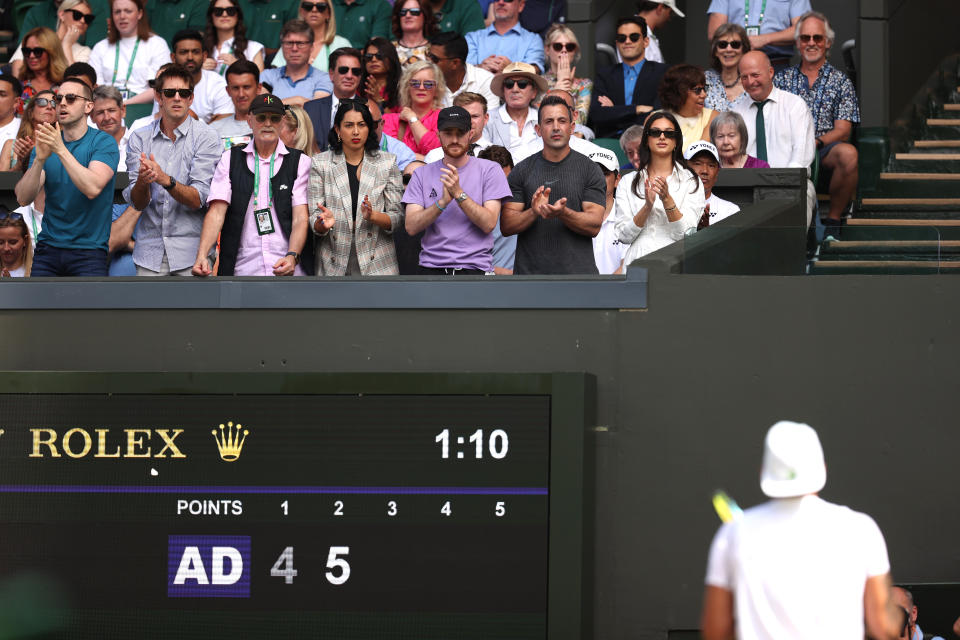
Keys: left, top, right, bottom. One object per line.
{"left": 647, "top": 128, "right": 678, "bottom": 139}
{"left": 67, "top": 8, "right": 96, "bottom": 24}
{"left": 409, "top": 79, "right": 436, "bottom": 89}
{"left": 161, "top": 88, "right": 193, "bottom": 98}
{"left": 23, "top": 47, "right": 47, "bottom": 58}
{"left": 254, "top": 113, "right": 283, "bottom": 124}
{"left": 211, "top": 6, "right": 238, "bottom": 16}
{"left": 398, "top": 8, "right": 422, "bottom": 16}
{"left": 337, "top": 66, "right": 362, "bottom": 76}
{"left": 798, "top": 33, "right": 825, "bottom": 44}
{"left": 301, "top": 1, "right": 329, "bottom": 12}
{"left": 551, "top": 42, "right": 576, "bottom": 53}
{"left": 53, "top": 93, "right": 90, "bottom": 105}
{"left": 716, "top": 39, "right": 742, "bottom": 50}
{"left": 615, "top": 32, "right": 642, "bottom": 43}
{"left": 502, "top": 78, "right": 530, "bottom": 90}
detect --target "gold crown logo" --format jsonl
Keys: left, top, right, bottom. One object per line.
{"left": 212, "top": 422, "right": 249, "bottom": 462}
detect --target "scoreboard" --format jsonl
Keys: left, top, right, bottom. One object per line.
{"left": 0, "top": 372, "right": 592, "bottom": 639}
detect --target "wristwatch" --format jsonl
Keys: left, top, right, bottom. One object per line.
{"left": 285, "top": 251, "right": 300, "bottom": 264}
{"left": 455, "top": 191, "right": 468, "bottom": 204}
{"left": 163, "top": 176, "right": 177, "bottom": 191}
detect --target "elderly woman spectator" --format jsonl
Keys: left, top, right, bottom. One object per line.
{"left": 280, "top": 105, "right": 316, "bottom": 154}
{"left": 391, "top": 0, "right": 439, "bottom": 68}
{"left": 531, "top": 23, "right": 591, "bottom": 125}
{"left": 382, "top": 59, "right": 446, "bottom": 158}
{"left": 0, "top": 211, "right": 33, "bottom": 277}
{"left": 15, "top": 27, "right": 67, "bottom": 102}
{"left": 309, "top": 99, "right": 403, "bottom": 276}
{"left": 361, "top": 37, "right": 403, "bottom": 113}
{"left": 88, "top": 0, "right": 171, "bottom": 105}
{"left": 10, "top": 0, "right": 93, "bottom": 78}
{"left": 271, "top": 0, "right": 350, "bottom": 72}
{"left": 709, "top": 110, "right": 770, "bottom": 168}
{"left": 659, "top": 63, "right": 718, "bottom": 148}
{"left": 704, "top": 23, "right": 751, "bottom": 112}
{"left": 202, "top": 0, "right": 265, "bottom": 75}
{"left": 614, "top": 111, "right": 703, "bottom": 265}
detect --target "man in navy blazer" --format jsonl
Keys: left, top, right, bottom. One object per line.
{"left": 304, "top": 47, "right": 364, "bottom": 152}
{"left": 589, "top": 16, "right": 668, "bottom": 139}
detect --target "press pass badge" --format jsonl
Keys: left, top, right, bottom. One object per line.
{"left": 746, "top": 26, "right": 759, "bottom": 36}
{"left": 255, "top": 208, "right": 275, "bottom": 235}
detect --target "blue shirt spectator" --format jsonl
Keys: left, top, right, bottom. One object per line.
{"left": 623, "top": 59, "right": 645, "bottom": 110}
{"left": 774, "top": 61, "right": 859, "bottom": 137}
{"left": 707, "top": 0, "right": 810, "bottom": 60}
{"left": 260, "top": 66, "right": 333, "bottom": 103}
{"left": 465, "top": 0, "right": 545, "bottom": 74}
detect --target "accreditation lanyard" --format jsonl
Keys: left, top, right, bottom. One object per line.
{"left": 112, "top": 38, "right": 140, "bottom": 88}
{"left": 217, "top": 43, "right": 236, "bottom": 76}
{"left": 743, "top": 0, "right": 767, "bottom": 30}
{"left": 253, "top": 152, "right": 277, "bottom": 235}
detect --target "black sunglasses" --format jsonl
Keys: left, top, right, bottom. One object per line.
{"left": 301, "top": 1, "right": 328, "bottom": 12}
{"left": 0, "top": 210, "right": 24, "bottom": 221}
{"left": 716, "top": 39, "right": 742, "bottom": 50}
{"left": 211, "top": 5, "right": 238, "bottom": 16}
{"left": 161, "top": 88, "right": 193, "bottom": 98}
{"left": 615, "top": 32, "right": 643, "bottom": 43}
{"left": 254, "top": 113, "right": 283, "bottom": 124}
{"left": 23, "top": 47, "right": 47, "bottom": 58}
{"left": 551, "top": 42, "right": 576, "bottom": 53}
{"left": 364, "top": 52, "right": 384, "bottom": 61}
{"left": 67, "top": 8, "right": 96, "bottom": 24}
{"left": 502, "top": 78, "right": 530, "bottom": 90}
{"left": 53, "top": 93, "right": 90, "bottom": 105}
{"left": 689, "top": 85, "right": 706, "bottom": 94}
{"left": 647, "top": 127, "right": 678, "bottom": 139}
{"left": 427, "top": 53, "right": 455, "bottom": 64}
{"left": 337, "top": 66, "right": 362, "bottom": 76}
{"left": 398, "top": 7, "right": 422, "bottom": 16}
{"left": 798, "top": 34, "right": 825, "bottom": 43}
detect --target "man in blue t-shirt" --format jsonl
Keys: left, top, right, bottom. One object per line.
{"left": 15, "top": 78, "right": 119, "bottom": 277}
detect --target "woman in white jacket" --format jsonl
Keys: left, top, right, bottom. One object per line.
{"left": 614, "top": 111, "right": 704, "bottom": 267}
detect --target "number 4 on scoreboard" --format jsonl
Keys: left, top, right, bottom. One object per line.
{"left": 269, "top": 546, "right": 352, "bottom": 585}
{"left": 270, "top": 546, "right": 297, "bottom": 584}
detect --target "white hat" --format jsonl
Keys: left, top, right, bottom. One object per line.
{"left": 760, "top": 421, "right": 827, "bottom": 498}
{"left": 648, "top": 0, "right": 685, "bottom": 17}
{"left": 683, "top": 140, "right": 720, "bottom": 164}
{"left": 588, "top": 148, "right": 619, "bottom": 172}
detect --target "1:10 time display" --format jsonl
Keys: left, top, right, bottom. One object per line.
{"left": 435, "top": 429, "right": 509, "bottom": 459}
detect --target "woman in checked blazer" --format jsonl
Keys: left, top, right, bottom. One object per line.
{"left": 308, "top": 100, "right": 403, "bottom": 276}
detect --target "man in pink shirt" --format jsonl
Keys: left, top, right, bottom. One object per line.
{"left": 192, "top": 94, "right": 313, "bottom": 276}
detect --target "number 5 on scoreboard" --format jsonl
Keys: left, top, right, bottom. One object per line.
{"left": 325, "top": 546, "right": 351, "bottom": 585}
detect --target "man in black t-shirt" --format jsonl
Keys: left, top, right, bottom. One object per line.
{"left": 501, "top": 95, "right": 606, "bottom": 274}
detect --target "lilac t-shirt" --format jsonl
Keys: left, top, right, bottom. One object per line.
{"left": 402, "top": 156, "right": 512, "bottom": 271}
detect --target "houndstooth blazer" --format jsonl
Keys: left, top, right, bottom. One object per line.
{"left": 307, "top": 149, "right": 404, "bottom": 276}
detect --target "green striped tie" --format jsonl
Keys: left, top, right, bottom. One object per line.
{"left": 754, "top": 99, "right": 770, "bottom": 162}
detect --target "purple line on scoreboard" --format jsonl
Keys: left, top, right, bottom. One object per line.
{"left": 0, "top": 485, "right": 549, "bottom": 495}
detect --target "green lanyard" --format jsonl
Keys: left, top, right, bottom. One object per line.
{"left": 111, "top": 38, "right": 140, "bottom": 88}
{"left": 28, "top": 208, "right": 38, "bottom": 241}
{"left": 743, "top": 0, "right": 767, "bottom": 28}
{"left": 217, "top": 45, "right": 236, "bottom": 76}
{"left": 380, "top": 136, "right": 388, "bottom": 152}
{"left": 253, "top": 151, "right": 276, "bottom": 210}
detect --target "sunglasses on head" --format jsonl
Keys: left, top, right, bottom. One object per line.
{"left": 0, "top": 211, "right": 24, "bottom": 221}
{"left": 409, "top": 79, "right": 436, "bottom": 89}
{"left": 254, "top": 113, "right": 283, "bottom": 124}
{"left": 211, "top": 5, "right": 238, "bottom": 16}
{"left": 161, "top": 88, "right": 193, "bottom": 98}
{"left": 23, "top": 47, "right": 47, "bottom": 58}
{"left": 337, "top": 66, "right": 362, "bottom": 76}
{"left": 716, "top": 39, "right": 742, "bottom": 50}
{"left": 398, "top": 7, "right": 422, "bottom": 16}
{"left": 53, "top": 93, "right": 89, "bottom": 105}
{"left": 647, "top": 127, "right": 677, "bottom": 139}
{"left": 67, "top": 8, "right": 96, "bottom": 24}
{"left": 551, "top": 42, "right": 576, "bottom": 53}
{"left": 798, "top": 33, "right": 825, "bottom": 43}
{"left": 301, "top": 1, "right": 328, "bottom": 12}
{"left": 501, "top": 78, "right": 530, "bottom": 90}
{"left": 616, "top": 32, "right": 643, "bottom": 43}
{"left": 364, "top": 52, "right": 384, "bottom": 61}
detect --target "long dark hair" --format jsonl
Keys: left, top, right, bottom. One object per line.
{"left": 361, "top": 37, "right": 402, "bottom": 111}
{"left": 328, "top": 99, "right": 379, "bottom": 154}
{"left": 631, "top": 111, "right": 699, "bottom": 199}
{"left": 390, "top": 0, "right": 439, "bottom": 41}
{"left": 203, "top": 0, "right": 250, "bottom": 64}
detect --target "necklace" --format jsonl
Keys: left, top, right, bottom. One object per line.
{"left": 722, "top": 74, "right": 739, "bottom": 88}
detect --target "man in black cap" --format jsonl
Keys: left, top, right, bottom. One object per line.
{"left": 192, "top": 93, "right": 313, "bottom": 276}
{"left": 402, "top": 105, "right": 511, "bottom": 275}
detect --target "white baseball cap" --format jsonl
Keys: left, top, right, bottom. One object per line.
{"left": 683, "top": 140, "right": 720, "bottom": 164}
{"left": 588, "top": 148, "right": 619, "bottom": 172}
{"left": 760, "top": 421, "right": 827, "bottom": 498}
{"left": 647, "top": 0, "right": 685, "bottom": 18}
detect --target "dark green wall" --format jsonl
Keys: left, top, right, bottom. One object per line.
{"left": 2, "top": 270, "right": 958, "bottom": 638}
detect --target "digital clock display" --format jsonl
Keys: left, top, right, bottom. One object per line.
{"left": 0, "top": 373, "right": 590, "bottom": 639}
